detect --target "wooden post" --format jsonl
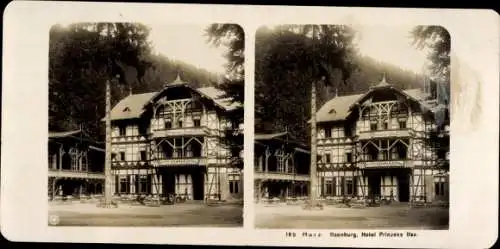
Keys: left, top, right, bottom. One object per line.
{"left": 309, "top": 78, "right": 318, "bottom": 207}
{"left": 101, "top": 78, "right": 115, "bottom": 207}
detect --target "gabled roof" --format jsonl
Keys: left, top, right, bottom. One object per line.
{"left": 314, "top": 88, "right": 428, "bottom": 123}
{"left": 315, "top": 94, "right": 364, "bottom": 123}
{"left": 104, "top": 83, "right": 239, "bottom": 121}
{"left": 254, "top": 131, "right": 309, "bottom": 151}
{"left": 254, "top": 131, "right": 288, "bottom": 140}
{"left": 49, "top": 129, "right": 105, "bottom": 152}
{"left": 49, "top": 130, "right": 81, "bottom": 138}
{"left": 105, "top": 92, "right": 157, "bottom": 121}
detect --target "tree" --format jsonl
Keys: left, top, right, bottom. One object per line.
{"left": 49, "top": 22, "right": 153, "bottom": 141}
{"left": 49, "top": 22, "right": 154, "bottom": 206}
{"left": 255, "top": 25, "right": 358, "bottom": 207}
{"left": 205, "top": 24, "right": 245, "bottom": 170}
{"left": 411, "top": 26, "right": 451, "bottom": 172}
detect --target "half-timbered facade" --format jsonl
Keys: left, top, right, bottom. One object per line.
{"left": 107, "top": 75, "right": 243, "bottom": 202}
{"left": 254, "top": 132, "right": 310, "bottom": 202}
{"left": 48, "top": 130, "right": 105, "bottom": 200}
{"left": 314, "top": 76, "right": 449, "bottom": 203}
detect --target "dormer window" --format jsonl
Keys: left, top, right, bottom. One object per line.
{"left": 328, "top": 109, "right": 336, "bottom": 114}
{"left": 123, "top": 107, "right": 130, "bottom": 112}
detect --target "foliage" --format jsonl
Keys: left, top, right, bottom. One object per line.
{"left": 255, "top": 26, "right": 426, "bottom": 141}
{"left": 205, "top": 24, "right": 245, "bottom": 169}
{"left": 49, "top": 22, "right": 153, "bottom": 141}
{"left": 411, "top": 26, "right": 450, "bottom": 85}
{"left": 49, "top": 23, "right": 221, "bottom": 142}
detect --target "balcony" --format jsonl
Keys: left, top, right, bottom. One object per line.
{"left": 254, "top": 171, "right": 310, "bottom": 181}
{"left": 112, "top": 135, "right": 149, "bottom": 143}
{"left": 358, "top": 129, "right": 414, "bottom": 140}
{"left": 151, "top": 157, "right": 206, "bottom": 167}
{"left": 151, "top": 127, "right": 208, "bottom": 138}
{"left": 357, "top": 160, "right": 412, "bottom": 169}
{"left": 48, "top": 169, "right": 105, "bottom": 180}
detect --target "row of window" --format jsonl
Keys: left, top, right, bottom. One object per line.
{"left": 322, "top": 177, "right": 356, "bottom": 196}
{"left": 319, "top": 152, "right": 353, "bottom": 164}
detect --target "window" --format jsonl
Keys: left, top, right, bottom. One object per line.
{"left": 317, "top": 155, "right": 322, "bottom": 163}
{"left": 119, "top": 176, "right": 130, "bottom": 193}
{"left": 346, "top": 152, "right": 352, "bottom": 163}
{"left": 399, "top": 120, "right": 406, "bottom": 129}
{"left": 325, "top": 154, "right": 331, "bottom": 163}
{"left": 140, "top": 151, "right": 147, "bottom": 161}
{"left": 229, "top": 180, "right": 239, "bottom": 194}
{"left": 370, "top": 123, "right": 377, "bottom": 131}
{"left": 177, "top": 120, "right": 183, "bottom": 128}
{"left": 111, "top": 153, "right": 117, "bottom": 161}
{"left": 325, "top": 128, "right": 332, "bottom": 138}
{"left": 136, "top": 175, "right": 150, "bottom": 194}
{"left": 435, "top": 182, "right": 446, "bottom": 196}
{"left": 120, "top": 152, "right": 126, "bottom": 161}
{"left": 164, "top": 120, "right": 172, "bottom": 129}
{"left": 346, "top": 178, "right": 355, "bottom": 196}
{"left": 325, "top": 179, "right": 334, "bottom": 196}
{"left": 193, "top": 119, "right": 201, "bottom": 127}
{"left": 119, "top": 126, "right": 126, "bottom": 136}
{"left": 383, "top": 121, "right": 389, "bottom": 130}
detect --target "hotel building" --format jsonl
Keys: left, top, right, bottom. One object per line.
{"left": 314, "top": 76, "right": 449, "bottom": 203}
{"left": 107, "top": 75, "right": 243, "bottom": 202}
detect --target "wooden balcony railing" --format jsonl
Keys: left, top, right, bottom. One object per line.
{"left": 151, "top": 127, "right": 208, "bottom": 138}
{"left": 151, "top": 157, "right": 206, "bottom": 167}
{"left": 356, "top": 160, "right": 412, "bottom": 169}
{"left": 254, "top": 171, "right": 310, "bottom": 181}
{"left": 48, "top": 169, "right": 105, "bottom": 179}
{"left": 357, "top": 129, "right": 414, "bottom": 140}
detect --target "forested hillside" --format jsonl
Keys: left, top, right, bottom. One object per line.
{"left": 255, "top": 26, "right": 427, "bottom": 141}
{"left": 49, "top": 23, "right": 220, "bottom": 142}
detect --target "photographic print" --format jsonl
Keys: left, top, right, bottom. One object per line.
{"left": 47, "top": 22, "right": 245, "bottom": 227}
{"left": 254, "top": 24, "right": 450, "bottom": 230}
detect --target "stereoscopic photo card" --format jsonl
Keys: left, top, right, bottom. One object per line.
{"left": 1, "top": 2, "right": 498, "bottom": 248}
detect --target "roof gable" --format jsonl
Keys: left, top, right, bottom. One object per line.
{"left": 105, "top": 84, "right": 240, "bottom": 121}
{"left": 314, "top": 88, "right": 428, "bottom": 123}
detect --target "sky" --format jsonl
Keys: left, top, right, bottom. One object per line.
{"left": 354, "top": 25, "right": 430, "bottom": 74}
{"left": 146, "top": 24, "right": 228, "bottom": 74}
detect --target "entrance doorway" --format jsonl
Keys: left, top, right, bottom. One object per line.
{"left": 368, "top": 175, "right": 381, "bottom": 197}
{"left": 192, "top": 171, "right": 205, "bottom": 200}
{"left": 397, "top": 174, "right": 410, "bottom": 202}
{"left": 162, "top": 172, "right": 175, "bottom": 197}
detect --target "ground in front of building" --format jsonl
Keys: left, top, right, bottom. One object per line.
{"left": 254, "top": 203, "right": 448, "bottom": 229}
{"left": 48, "top": 201, "right": 243, "bottom": 227}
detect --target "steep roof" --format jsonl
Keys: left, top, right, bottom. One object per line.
{"left": 315, "top": 88, "right": 426, "bottom": 123}
{"left": 107, "top": 92, "right": 157, "bottom": 121}
{"left": 195, "top": 86, "right": 241, "bottom": 111}
{"left": 105, "top": 85, "right": 239, "bottom": 121}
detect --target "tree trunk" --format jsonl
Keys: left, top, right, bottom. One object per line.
{"left": 309, "top": 80, "right": 318, "bottom": 206}
{"left": 103, "top": 79, "right": 113, "bottom": 206}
